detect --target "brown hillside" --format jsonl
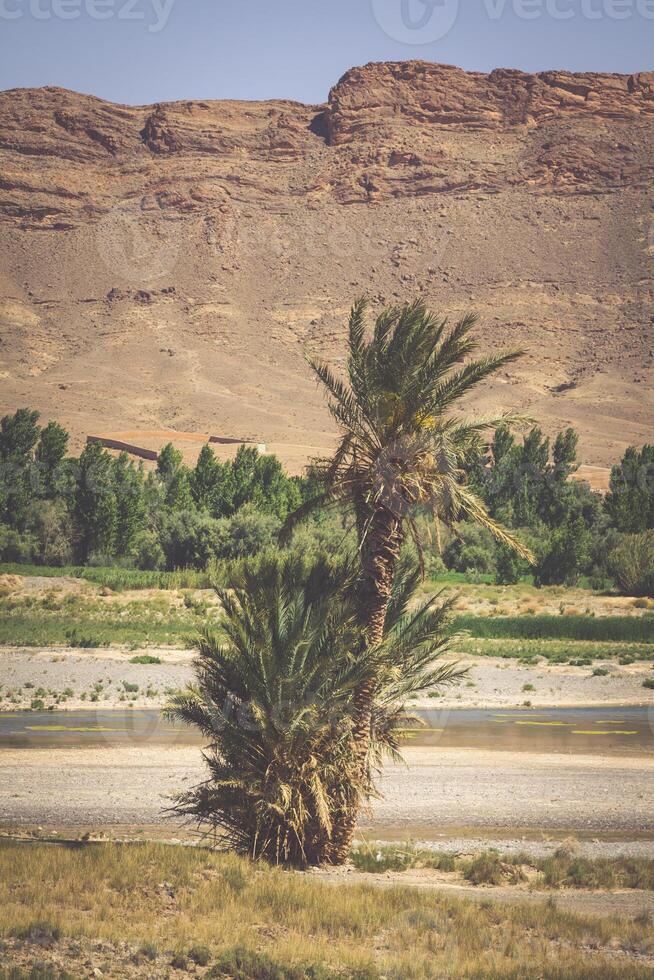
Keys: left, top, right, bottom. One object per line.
{"left": 0, "top": 62, "right": 652, "bottom": 470}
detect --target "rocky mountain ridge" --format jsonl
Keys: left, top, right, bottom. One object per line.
{"left": 0, "top": 61, "right": 652, "bottom": 468}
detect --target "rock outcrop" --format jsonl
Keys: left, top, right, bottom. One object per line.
{"left": 0, "top": 62, "right": 652, "bottom": 467}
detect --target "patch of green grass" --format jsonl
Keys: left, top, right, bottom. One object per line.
{"left": 0, "top": 597, "right": 200, "bottom": 648}
{"left": 351, "top": 845, "right": 455, "bottom": 874}
{"left": 350, "top": 845, "right": 654, "bottom": 893}
{"left": 454, "top": 614, "right": 654, "bottom": 643}
{"left": 0, "top": 563, "right": 214, "bottom": 591}
{"left": 128, "top": 655, "right": 162, "bottom": 665}
{"left": 537, "top": 853, "right": 654, "bottom": 891}
{"left": 463, "top": 851, "right": 525, "bottom": 886}
{"left": 457, "top": 637, "right": 653, "bottom": 663}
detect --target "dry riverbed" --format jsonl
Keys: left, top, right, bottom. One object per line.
{"left": 1, "top": 645, "right": 653, "bottom": 711}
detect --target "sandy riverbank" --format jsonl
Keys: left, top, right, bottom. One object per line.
{"left": 1, "top": 646, "right": 653, "bottom": 711}
{"left": 1, "top": 744, "right": 652, "bottom": 839}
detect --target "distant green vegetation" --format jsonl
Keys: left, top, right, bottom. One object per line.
{"left": 457, "top": 637, "right": 653, "bottom": 664}
{"left": 1, "top": 407, "right": 653, "bottom": 598}
{"left": 454, "top": 614, "right": 654, "bottom": 643}
{"left": 0, "top": 562, "right": 213, "bottom": 591}
{"left": 1, "top": 594, "right": 651, "bottom": 652}
{"left": 0, "top": 592, "right": 204, "bottom": 647}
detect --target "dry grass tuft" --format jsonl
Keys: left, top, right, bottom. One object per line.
{"left": 0, "top": 842, "right": 652, "bottom": 978}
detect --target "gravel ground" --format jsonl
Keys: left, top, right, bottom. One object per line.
{"left": 1, "top": 646, "right": 653, "bottom": 711}
{"left": 1, "top": 744, "right": 652, "bottom": 841}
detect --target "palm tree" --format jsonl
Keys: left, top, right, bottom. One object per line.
{"left": 284, "top": 299, "right": 533, "bottom": 855}
{"left": 167, "top": 551, "right": 461, "bottom": 866}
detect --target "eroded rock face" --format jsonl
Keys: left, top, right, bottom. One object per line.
{"left": 0, "top": 62, "right": 652, "bottom": 467}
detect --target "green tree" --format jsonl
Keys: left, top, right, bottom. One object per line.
{"left": 35, "top": 421, "right": 69, "bottom": 499}
{"left": 157, "top": 443, "right": 193, "bottom": 511}
{"left": 159, "top": 509, "right": 220, "bottom": 570}
{"left": 534, "top": 516, "right": 589, "bottom": 587}
{"left": 214, "top": 504, "right": 280, "bottom": 559}
{"left": 0, "top": 408, "right": 41, "bottom": 529}
{"left": 250, "top": 454, "right": 302, "bottom": 521}
{"left": 191, "top": 444, "right": 221, "bottom": 511}
{"left": 130, "top": 528, "right": 165, "bottom": 571}
{"left": 26, "top": 499, "right": 73, "bottom": 566}
{"left": 0, "top": 408, "right": 40, "bottom": 460}
{"left": 609, "top": 531, "right": 654, "bottom": 597}
{"left": 167, "top": 552, "right": 461, "bottom": 866}
{"left": 113, "top": 454, "right": 147, "bottom": 556}
{"left": 605, "top": 445, "right": 654, "bottom": 533}
{"left": 285, "top": 299, "right": 530, "bottom": 859}
{"left": 231, "top": 445, "right": 259, "bottom": 512}
{"left": 73, "top": 442, "right": 118, "bottom": 561}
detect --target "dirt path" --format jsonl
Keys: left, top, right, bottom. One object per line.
{"left": 311, "top": 866, "right": 654, "bottom": 920}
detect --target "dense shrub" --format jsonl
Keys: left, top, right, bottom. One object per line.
{"left": 609, "top": 531, "right": 654, "bottom": 597}
{"left": 0, "top": 523, "right": 36, "bottom": 563}
{"left": 442, "top": 522, "right": 497, "bottom": 575}
{"left": 534, "top": 517, "right": 589, "bottom": 587}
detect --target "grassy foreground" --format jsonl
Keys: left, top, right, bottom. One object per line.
{"left": 1, "top": 842, "right": 653, "bottom": 979}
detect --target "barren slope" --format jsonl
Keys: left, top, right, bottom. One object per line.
{"left": 1, "top": 62, "right": 653, "bottom": 469}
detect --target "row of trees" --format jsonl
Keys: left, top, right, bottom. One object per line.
{"left": 1, "top": 403, "right": 652, "bottom": 592}
{"left": 0, "top": 411, "right": 308, "bottom": 569}
{"left": 443, "top": 424, "right": 654, "bottom": 589}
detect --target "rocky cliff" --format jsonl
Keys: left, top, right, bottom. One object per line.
{"left": 0, "top": 62, "right": 652, "bottom": 467}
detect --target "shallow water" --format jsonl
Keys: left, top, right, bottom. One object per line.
{"left": 0, "top": 706, "right": 652, "bottom": 755}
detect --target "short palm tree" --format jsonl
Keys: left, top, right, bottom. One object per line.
{"left": 284, "top": 299, "right": 533, "bottom": 853}
{"left": 167, "top": 551, "right": 461, "bottom": 866}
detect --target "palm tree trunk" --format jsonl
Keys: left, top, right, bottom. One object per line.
{"left": 327, "top": 504, "right": 404, "bottom": 864}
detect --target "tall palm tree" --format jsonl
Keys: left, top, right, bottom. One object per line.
{"left": 284, "top": 299, "right": 533, "bottom": 855}
{"left": 167, "top": 551, "right": 462, "bottom": 866}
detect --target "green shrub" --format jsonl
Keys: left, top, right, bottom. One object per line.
{"left": 442, "top": 522, "right": 497, "bottom": 575}
{"left": 592, "top": 667, "right": 609, "bottom": 676}
{"left": 464, "top": 852, "right": 505, "bottom": 886}
{"left": 643, "top": 678, "right": 654, "bottom": 690}
{"left": 65, "top": 630, "right": 101, "bottom": 649}
{"left": 11, "top": 920, "right": 61, "bottom": 943}
{"left": 0, "top": 524, "right": 37, "bottom": 564}
{"left": 188, "top": 944, "right": 211, "bottom": 966}
{"left": 129, "top": 655, "right": 161, "bottom": 665}
{"left": 609, "top": 531, "right": 654, "bottom": 597}
{"left": 207, "top": 947, "right": 332, "bottom": 979}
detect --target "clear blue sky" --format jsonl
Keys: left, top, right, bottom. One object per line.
{"left": 0, "top": 0, "right": 650, "bottom": 105}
